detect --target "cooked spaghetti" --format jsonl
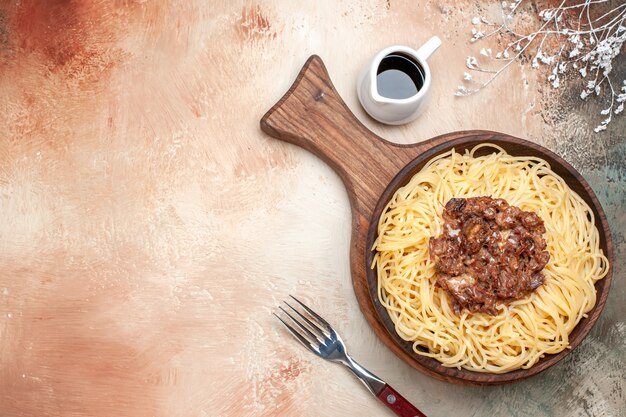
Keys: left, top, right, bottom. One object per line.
{"left": 372, "top": 144, "right": 609, "bottom": 373}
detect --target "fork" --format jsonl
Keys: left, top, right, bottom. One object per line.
{"left": 274, "top": 295, "right": 427, "bottom": 417}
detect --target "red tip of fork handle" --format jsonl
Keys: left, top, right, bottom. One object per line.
{"left": 376, "top": 384, "right": 427, "bottom": 417}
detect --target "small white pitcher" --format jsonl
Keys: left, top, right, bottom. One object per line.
{"left": 357, "top": 36, "right": 442, "bottom": 125}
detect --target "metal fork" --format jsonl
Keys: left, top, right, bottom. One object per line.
{"left": 274, "top": 295, "right": 427, "bottom": 417}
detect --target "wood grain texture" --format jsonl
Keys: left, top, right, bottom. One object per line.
{"left": 261, "top": 55, "right": 613, "bottom": 385}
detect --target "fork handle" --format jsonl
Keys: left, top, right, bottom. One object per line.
{"left": 377, "top": 384, "right": 427, "bottom": 417}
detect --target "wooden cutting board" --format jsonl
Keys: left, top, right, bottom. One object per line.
{"left": 259, "top": 55, "right": 613, "bottom": 385}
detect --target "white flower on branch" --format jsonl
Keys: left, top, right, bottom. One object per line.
{"left": 549, "top": 67, "right": 560, "bottom": 88}
{"left": 471, "top": 30, "right": 486, "bottom": 43}
{"left": 455, "top": 86, "right": 471, "bottom": 96}
{"left": 464, "top": 72, "right": 473, "bottom": 81}
{"left": 594, "top": 124, "right": 607, "bottom": 133}
{"left": 457, "top": 0, "right": 626, "bottom": 132}
{"left": 542, "top": 10, "right": 553, "bottom": 21}
{"left": 594, "top": 117, "right": 611, "bottom": 132}
{"left": 568, "top": 34, "right": 580, "bottom": 43}
{"left": 539, "top": 53, "right": 554, "bottom": 64}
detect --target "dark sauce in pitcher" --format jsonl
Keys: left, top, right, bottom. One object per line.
{"left": 376, "top": 53, "right": 425, "bottom": 99}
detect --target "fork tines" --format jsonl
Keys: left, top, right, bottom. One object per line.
{"left": 273, "top": 295, "right": 332, "bottom": 355}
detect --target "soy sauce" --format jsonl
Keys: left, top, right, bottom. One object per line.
{"left": 376, "top": 53, "right": 425, "bottom": 99}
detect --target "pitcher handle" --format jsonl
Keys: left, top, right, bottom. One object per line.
{"left": 415, "top": 36, "right": 442, "bottom": 62}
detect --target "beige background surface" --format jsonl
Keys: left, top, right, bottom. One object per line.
{"left": 0, "top": 1, "right": 624, "bottom": 416}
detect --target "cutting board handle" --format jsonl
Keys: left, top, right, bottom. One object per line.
{"left": 260, "top": 55, "right": 413, "bottom": 211}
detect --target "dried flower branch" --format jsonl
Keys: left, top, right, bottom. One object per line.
{"left": 457, "top": 0, "right": 626, "bottom": 132}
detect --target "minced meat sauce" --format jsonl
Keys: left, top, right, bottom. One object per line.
{"left": 429, "top": 197, "right": 550, "bottom": 315}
